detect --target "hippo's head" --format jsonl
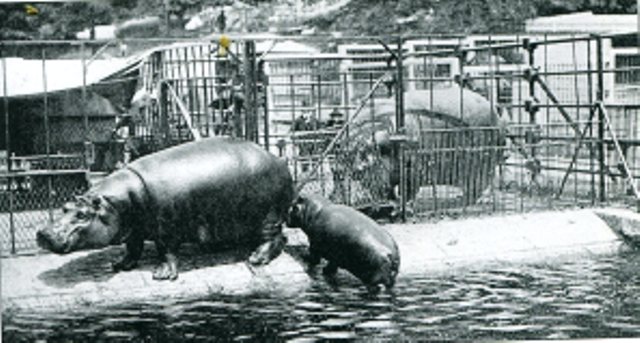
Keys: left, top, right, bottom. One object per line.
{"left": 36, "top": 194, "right": 120, "bottom": 254}
{"left": 286, "top": 194, "right": 331, "bottom": 230}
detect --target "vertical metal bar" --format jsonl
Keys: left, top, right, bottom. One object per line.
{"left": 596, "top": 35, "right": 606, "bottom": 203}
{"left": 396, "top": 38, "right": 406, "bottom": 222}
{"left": 316, "top": 73, "right": 324, "bottom": 196}
{"left": 261, "top": 61, "right": 269, "bottom": 150}
{"left": 587, "top": 38, "right": 595, "bottom": 205}
{"left": 243, "top": 41, "right": 255, "bottom": 142}
{"left": 3, "top": 45, "right": 16, "bottom": 254}
{"left": 189, "top": 46, "right": 199, "bottom": 138}
{"left": 571, "top": 37, "right": 580, "bottom": 199}
{"left": 526, "top": 39, "right": 537, "bottom": 161}
{"left": 201, "top": 45, "right": 209, "bottom": 136}
{"left": 42, "top": 47, "right": 53, "bottom": 223}
{"left": 488, "top": 36, "right": 496, "bottom": 213}
{"left": 183, "top": 47, "right": 191, "bottom": 142}
{"left": 158, "top": 52, "right": 170, "bottom": 147}
{"left": 458, "top": 48, "right": 465, "bottom": 120}
{"left": 167, "top": 48, "right": 175, "bottom": 141}
{"left": 290, "top": 74, "right": 297, "bottom": 182}
{"left": 81, "top": 43, "right": 90, "bottom": 169}
{"left": 342, "top": 72, "right": 350, "bottom": 206}
{"left": 2, "top": 45, "right": 9, "bottom": 172}
{"left": 543, "top": 34, "right": 550, "bottom": 209}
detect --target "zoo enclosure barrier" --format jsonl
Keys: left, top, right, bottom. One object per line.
{"left": 2, "top": 33, "right": 640, "bottom": 255}
{"left": 266, "top": 33, "right": 640, "bottom": 221}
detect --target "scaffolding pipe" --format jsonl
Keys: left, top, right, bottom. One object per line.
{"left": 598, "top": 102, "right": 640, "bottom": 209}
{"left": 165, "top": 82, "right": 202, "bottom": 140}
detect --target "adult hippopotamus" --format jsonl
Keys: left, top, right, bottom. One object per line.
{"left": 36, "top": 137, "right": 294, "bottom": 280}
{"left": 330, "top": 86, "right": 506, "bottom": 211}
{"left": 287, "top": 194, "right": 400, "bottom": 293}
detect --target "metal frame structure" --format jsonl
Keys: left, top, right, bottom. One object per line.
{"left": 2, "top": 32, "right": 639, "bottom": 255}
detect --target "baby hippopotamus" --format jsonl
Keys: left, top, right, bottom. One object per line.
{"left": 287, "top": 194, "right": 400, "bottom": 292}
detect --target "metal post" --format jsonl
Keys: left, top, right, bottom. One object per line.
{"left": 316, "top": 73, "right": 324, "bottom": 196}
{"left": 243, "top": 41, "right": 258, "bottom": 143}
{"left": 290, "top": 74, "right": 298, "bottom": 182}
{"left": 342, "top": 72, "right": 351, "bottom": 206}
{"left": 42, "top": 47, "right": 53, "bottom": 223}
{"left": 524, "top": 38, "right": 538, "bottom": 160}
{"left": 596, "top": 35, "right": 606, "bottom": 202}
{"left": 587, "top": 37, "right": 595, "bottom": 205}
{"left": 81, "top": 43, "right": 91, "bottom": 169}
{"left": 260, "top": 61, "right": 269, "bottom": 150}
{"left": 2, "top": 45, "right": 10, "bottom": 172}
{"left": 3, "top": 45, "right": 16, "bottom": 254}
{"left": 395, "top": 39, "right": 406, "bottom": 222}
{"left": 154, "top": 52, "right": 169, "bottom": 147}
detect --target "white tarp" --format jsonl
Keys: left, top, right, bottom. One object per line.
{"left": 0, "top": 55, "right": 143, "bottom": 98}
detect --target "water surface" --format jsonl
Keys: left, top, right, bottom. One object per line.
{"left": 4, "top": 251, "right": 640, "bottom": 341}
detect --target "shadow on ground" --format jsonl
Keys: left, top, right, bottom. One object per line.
{"left": 37, "top": 242, "right": 263, "bottom": 288}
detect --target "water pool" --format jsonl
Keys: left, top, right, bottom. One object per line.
{"left": 3, "top": 249, "right": 640, "bottom": 341}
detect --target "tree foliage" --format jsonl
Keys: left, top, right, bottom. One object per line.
{"left": 0, "top": 0, "right": 636, "bottom": 40}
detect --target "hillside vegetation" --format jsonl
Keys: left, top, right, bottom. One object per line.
{"left": 0, "top": 0, "right": 636, "bottom": 40}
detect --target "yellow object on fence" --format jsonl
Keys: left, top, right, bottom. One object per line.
{"left": 218, "top": 35, "right": 231, "bottom": 56}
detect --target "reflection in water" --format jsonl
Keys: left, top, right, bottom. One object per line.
{"left": 4, "top": 251, "right": 640, "bottom": 341}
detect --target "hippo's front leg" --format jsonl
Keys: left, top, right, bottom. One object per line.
{"left": 112, "top": 230, "right": 144, "bottom": 272}
{"left": 153, "top": 239, "right": 180, "bottom": 280}
{"left": 152, "top": 217, "right": 180, "bottom": 281}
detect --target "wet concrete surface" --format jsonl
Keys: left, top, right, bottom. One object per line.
{"left": 2, "top": 207, "right": 639, "bottom": 312}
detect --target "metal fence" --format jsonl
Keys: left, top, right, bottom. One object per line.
{"left": 269, "top": 33, "right": 640, "bottom": 221}
{"left": 2, "top": 33, "right": 639, "bottom": 255}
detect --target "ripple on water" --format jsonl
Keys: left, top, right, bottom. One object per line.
{"left": 604, "top": 321, "right": 640, "bottom": 333}
{"left": 469, "top": 324, "right": 546, "bottom": 333}
{"left": 296, "top": 301, "right": 325, "bottom": 311}
{"left": 413, "top": 313, "right": 460, "bottom": 325}
{"left": 483, "top": 311, "right": 526, "bottom": 321}
{"left": 318, "top": 318, "right": 355, "bottom": 328}
{"left": 316, "top": 331, "right": 358, "bottom": 340}
{"left": 355, "top": 320, "right": 395, "bottom": 330}
{"left": 285, "top": 336, "right": 318, "bottom": 343}
{"left": 101, "top": 330, "right": 139, "bottom": 339}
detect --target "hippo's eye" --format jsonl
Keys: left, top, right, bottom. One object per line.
{"left": 75, "top": 210, "right": 91, "bottom": 220}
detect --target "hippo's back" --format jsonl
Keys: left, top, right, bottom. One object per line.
{"left": 128, "top": 137, "right": 293, "bottom": 240}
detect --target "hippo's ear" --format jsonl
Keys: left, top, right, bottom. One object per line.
{"left": 62, "top": 202, "right": 76, "bottom": 213}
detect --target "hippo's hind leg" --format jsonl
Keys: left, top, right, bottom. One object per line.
{"left": 112, "top": 229, "right": 144, "bottom": 272}
{"left": 248, "top": 208, "right": 286, "bottom": 265}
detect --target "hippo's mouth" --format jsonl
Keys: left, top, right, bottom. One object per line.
{"left": 36, "top": 230, "right": 73, "bottom": 254}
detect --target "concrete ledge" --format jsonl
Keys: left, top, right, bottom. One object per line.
{"left": 3, "top": 207, "right": 638, "bottom": 312}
